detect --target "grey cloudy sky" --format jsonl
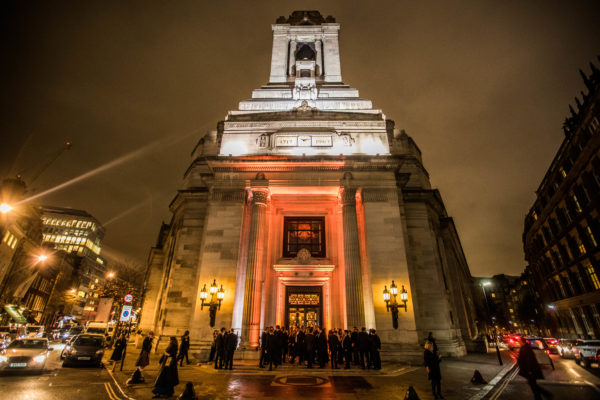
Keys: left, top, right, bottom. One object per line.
{"left": 1, "top": 0, "right": 599, "bottom": 276}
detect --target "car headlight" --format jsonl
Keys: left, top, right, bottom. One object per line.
{"left": 0, "top": 355, "right": 7, "bottom": 363}
{"left": 33, "top": 355, "right": 46, "bottom": 363}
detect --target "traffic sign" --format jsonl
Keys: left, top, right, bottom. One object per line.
{"left": 120, "top": 305, "right": 133, "bottom": 322}
{"left": 124, "top": 294, "right": 133, "bottom": 303}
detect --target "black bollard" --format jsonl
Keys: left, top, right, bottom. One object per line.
{"left": 404, "top": 385, "right": 421, "bottom": 400}
{"left": 178, "top": 382, "right": 198, "bottom": 400}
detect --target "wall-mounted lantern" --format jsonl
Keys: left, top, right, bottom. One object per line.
{"left": 200, "top": 279, "right": 225, "bottom": 327}
{"left": 383, "top": 280, "right": 408, "bottom": 329}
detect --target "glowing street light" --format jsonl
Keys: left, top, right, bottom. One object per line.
{"left": 37, "top": 254, "right": 48, "bottom": 262}
{"left": 383, "top": 280, "right": 409, "bottom": 329}
{"left": 200, "top": 279, "right": 225, "bottom": 327}
{"left": 0, "top": 203, "right": 13, "bottom": 214}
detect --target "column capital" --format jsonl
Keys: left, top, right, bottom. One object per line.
{"left": 250, "top": 188, "right": 270, "bottom": 205}
{"left": 339, "top": 187, "right": 357, "bottom": 206}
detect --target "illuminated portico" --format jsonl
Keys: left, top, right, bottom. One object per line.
{"left": 140, "top": 10, "right": 478, "bottom": 360}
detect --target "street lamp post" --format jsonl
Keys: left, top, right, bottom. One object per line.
{"left": 383, "top": 280, "right": 408, "bottom": 329}
{"left": 200, "top": 279, "right": 225, "bottom": 327}
{"left": 481, "top": 281, "right": 502, "bottom": 365}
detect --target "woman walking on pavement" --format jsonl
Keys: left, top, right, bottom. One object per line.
{"left": 128, "top": 331, "right": 153, "bottom": 384}
{"left": 110, "top": 332, "right": 127, "bottom": 372}
{"left": 152, "top": 336, "right": 180, "bottom": 398}
{"left": 424, "top": 341, "right": 443, "bottom": 399}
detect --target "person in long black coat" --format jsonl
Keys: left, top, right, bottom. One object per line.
{"left": 369, "top": 329, "right": 382, "bottom": 370}
{"left": 518, "top": 338, "right": 552, "bottom": 400}
{"left": 296, "top": 327, "right": 305, "bottom": 364}
{"left": 351, "top": 327, "right": 359, "bottom": 365}
{"left": 178, "top": 330, "right": 191, "bottom": 366}
{"left": 214, "top": 328, "right": 226, "bottom": 369}
{"left": 259, "top": 327, "right": 269, "bottom": 368}
{"left": 424, "top": 341, "right": 442, "bottom": 399}
{"left": 267, "top": 328, "right": 278, "bottom": 371}
{"left": 342, "top": 330, "right": 352, "bottom": 369}
{"left": 110, "top": 333, "right": 127, "bottom": 372}
{"left": 336, "top": 329, "right": 344, "bottom": 365}
{"left": 328, "top": 330, "right": 340, "bottom": 369}
{"left": 152, "top": 336, "right": 179, "bottom": 398}
{"left": 224, "top": 329, "right": 237, "bottom": 370}
{"left": 317, "top": 328, "right": 328, "bottom": 368}
{"left": 357, "top": 327, "right": 370, "bottom": 369}
{"left": 304, "top": 328, "right": 315, "bottom": 369}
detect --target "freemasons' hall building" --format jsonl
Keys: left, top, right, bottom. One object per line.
{"left": 140, "top": 10, "right": 478, "bottom": 358}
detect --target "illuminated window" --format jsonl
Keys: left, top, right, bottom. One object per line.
{"left": 509, "top": 308, "right": 514, "bottom": 313}
{"left": 586, "top": 266, "right": 600, "bottom": 290}
{"left": 559, "top": 167, "right": 567, "bottom": 178}
{"left": 578, "top": 243, "right": 587, "bottom": 255}
{"left": 572, "top": 195, "right": 582, "bottom": 213}
{"left": 586, "top": 226, "right": 598, "bottom": 247}
{"left": 78, "top": 291, "right": 85, "bottom": 298}
{"left": 283, "top": 217, "right": 325, "bottom": 257}
{"left": 491, "top": 293, "right": 496, "bottom": 298}
{"left": 288, "top": 293, "right": 320, "bottom": 305}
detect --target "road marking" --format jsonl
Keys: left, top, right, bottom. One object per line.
{"left": 104, "top": 382, "right": 119, "bottom": 400}
{"left": 489, "top": 367, "right": 519, "bottom": 400}
{"left": 468, "top": 361, "right": 516, "bottom": 400}
{"left": 106, "top": 368, "right": 136, "bottom": 400}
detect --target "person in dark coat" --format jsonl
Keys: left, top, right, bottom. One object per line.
{"left": 369, "top": 329, "right": 382, "bottom": 370}
{"left": 424, "top": 341, "right": 442, "bottom": 399}
{"left": 427, "top": 331, "right": 438, "bottom": 355}
{"left": 342, "top": 330, "right": 352, "bottom": 369}
{"left": 178, "top": 330, "right": 191, "bottom": 366}
{"left": 304, "top": 327, "right": 316, "bottom": 368}
{"left": 518, "top": 338, "right": 552, "bottom": 400}
{"left": 110, "top": 332, "right": 127, "bottom": 371}
{"left": 267, "top": 327, "right": 278, "bottom": 371}
{"left": 357, "top": 327, "right": 370, "bottom": 369}
{"left": 214, "top": 328, "right": 226, "bottom": 369}
{"left": 281, "top": 327, "right": 289, "bottom": 363}
{"left": 259, "top": 327, "right": 269, "bottom": 368}
{"left": 152, "top": 336, "right": 179, "bottom": 398}
{"left": 296, "top": 327, "right": 305, "bottom": 364}
{"left": 132, "top": 331, "right": 153, "bottom": 383}
{"left": 317, "top": 328, "right": 328, "bottom": 368}
{"left": 208, "top": 330, "right": 218, "bottom": 363}
{"left": 224, "top": 329, "right": 237, "bottom": 370}
{"left": 351, "top": 327, "right": 359, "bottom": 365}
{"left": 328, "top": 330, "right": 340, "bottom": 369}
{"left": 273, "top": 326, "right": 283, "bottom": 366}
{"left": 337, "top": 329, "right": 344, "bottom": 365}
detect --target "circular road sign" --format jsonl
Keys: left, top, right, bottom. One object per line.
{"left": 124, "top": 294, "right": 133, "bottom": 303}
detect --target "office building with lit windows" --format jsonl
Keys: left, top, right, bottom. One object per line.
{"left": 140, "top": 11, "right": 478, "bottom": 359}
{"left": 523, "top": 60, "right": 600, "bottom": 339}
{"left": 39, "top": 205, "right": 107, "bottom": 322}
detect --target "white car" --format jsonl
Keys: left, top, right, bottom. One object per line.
{"left": 0, "top": 338, "right": 53, "bottom": 372}
{"left": 574, "top": 340, "right": 600, "bottom": 368}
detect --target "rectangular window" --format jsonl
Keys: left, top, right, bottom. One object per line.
{"left": 586, "top": 266, "right": 600, "bottom": 290}
{"left": 283, "top": 217, "right": 325, "bottom": 257}
{"left": 586, "top": 226, "right": 598, "bottom": 247}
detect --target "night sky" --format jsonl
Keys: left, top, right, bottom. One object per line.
{"left": 1, "top": 1, "right": 599, "bottom": 276}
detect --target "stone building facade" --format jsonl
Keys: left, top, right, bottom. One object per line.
{"left": 140, "top": 10, "right": 478, "bottom": 358}
{"left": 523, "top": 60, "right": 600, "bottom": 339}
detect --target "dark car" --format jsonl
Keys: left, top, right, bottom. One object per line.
{"left": 62, "top": 334, "right": 105, "bottom": 367}
{"left": 62, "top": 326, "right": 84, "bottom": 343}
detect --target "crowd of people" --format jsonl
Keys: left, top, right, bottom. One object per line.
{"left": 210, "top": 325, "right": 382, "bottom": 371}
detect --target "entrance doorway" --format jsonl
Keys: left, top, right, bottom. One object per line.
{"left": 285, "top": 286, "right": 323, "bottom": 328}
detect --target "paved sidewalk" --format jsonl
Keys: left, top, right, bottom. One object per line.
{"left": 106, "top": 348, "right": 515, "bottom": 399}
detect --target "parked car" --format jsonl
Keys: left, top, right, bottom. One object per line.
{"left": 574, "top": 340, "right": 600, "bottom": 368}
{"left": 523, "top": 337, "right": 554, "bottom": 370}
{"left": 504, "top": 334, "right": 522, "bottom": 350}
{"left": 0, "top": 338, "right": 53, "bottom": 372}
{"left": 544, "top": 338, "right": 560, "bottom": 354}
{"left": 557, "top": 339, "right": 581, "bottom": 359}
{"left": 62, "top": 334, "right": 105, "bottom": 367}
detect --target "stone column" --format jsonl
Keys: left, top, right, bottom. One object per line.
{"left": 340, "top": 186, "right": 366, "bottom": 328}
{"left": 241, "top": 187, "right": 269, "bottom": 347}
{"left": 322, "top": 25, "right": 342, "bottom": 82}
{"left": 315, "top": 40, "right": 323, "bottom": 76}
{"left": 288, "top": 39, "right": 296, "bottom": 76}
{"left": 269, "top": 26, "right": 290, "bottom": 83}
